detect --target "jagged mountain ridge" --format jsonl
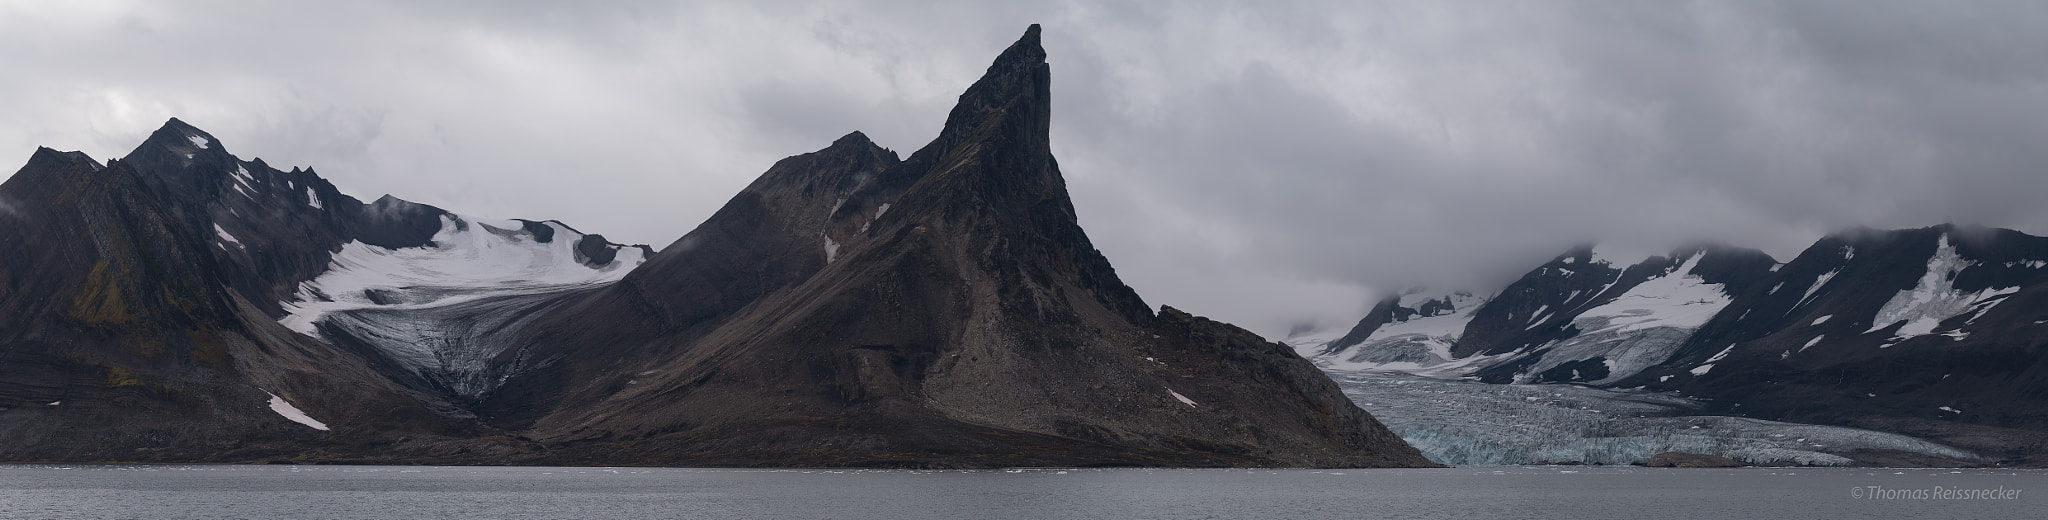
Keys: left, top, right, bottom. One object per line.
{"left": 1314, "top": 226, "right": 2048, "bottom": 464}
{"left": 0, "top": 25, "right": 1431, "bottom": 468}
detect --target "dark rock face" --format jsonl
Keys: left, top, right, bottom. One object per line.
{"left": 1645, "top": 452, "right": 1742, "bottom": 468}
{"left": 474, "top": 25, "right": 1431, "bottom": 468}
{"left": 0, "top": 25, "right": 1431, "bottom": 468}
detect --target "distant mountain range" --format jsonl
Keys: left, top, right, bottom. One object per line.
{"left": 0, "top": 25, "right": 1430, "bottom": 468}
{"left": 1308, "top": 227, "right": 2048, "bottom": 465}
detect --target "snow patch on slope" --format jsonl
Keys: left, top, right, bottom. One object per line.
{"left": 265, "top": 392, "right": 329, "bottom": 431}
{"left": 1864, "top": 234, "right": 2018, "bottom": 339}
{"left": 279, "top": 215, "right": 646, "bottom": 336}
{"left": 1570, "top": 254, "right": 1731, "bottom": 336}
{"left": 1795, "top": 269, "right": 1839, "bottom": 309}
{"left": 214, "top": 224, "right": 242, "bottom": 249}
{"left": 1515, "top": 253, "right": 1733, "bottom": 384}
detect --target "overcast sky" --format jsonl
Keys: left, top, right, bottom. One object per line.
{"left": 5, "top": 1, "right": 2048, "bottom": 339}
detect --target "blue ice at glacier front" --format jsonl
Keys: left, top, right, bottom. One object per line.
{"left": 1328, "top": 369, "right": 1980, "bottom": 466}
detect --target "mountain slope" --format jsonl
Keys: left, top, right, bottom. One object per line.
{"left": 476, "top": 25, "right": 1430, "bottom": 468}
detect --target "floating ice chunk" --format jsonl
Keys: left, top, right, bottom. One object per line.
{"left": 266, "top": 392, "right": 330, "bottom": 431}
{"left": 1167, "top": 388, "right": 1197, "bottom": 407}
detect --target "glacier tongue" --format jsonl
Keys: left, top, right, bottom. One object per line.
{"left": 278, "top": 214, "right": 647, "bottom": 397}
{"left": 1332, "top": 370, "right": 1981, "bottom": 466}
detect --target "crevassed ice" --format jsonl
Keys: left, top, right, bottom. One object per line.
{"left": 278, "top": 214, "right": 646, "bottom": 336}
{"left": 1864, "top": 234, "right": 2018, "bottom": 338}
{"left": 1331, "top": 370, "right": 1982, "bottom": 466}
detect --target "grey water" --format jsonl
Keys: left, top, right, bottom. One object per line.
{"left": 1, "top": 464, "right": 2039, "bottom": 519}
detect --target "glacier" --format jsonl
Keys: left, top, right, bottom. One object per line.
{"left": 1332, "top": 369, "right": 1981, "bottom": 466}
{"left": 279, "top": 214, "right": 647, "bottom": 397}
{"left": 1314, "top": 290, "right": 1491, "bottom": 377}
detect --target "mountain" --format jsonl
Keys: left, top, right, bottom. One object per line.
{"left": 0, "top": 25, "right": 1431, "bottom": 468}
{"left": 1313, "top": 227, "right": 2048, "bottom": 465}
{"left": 469, "top": 25, "right": 1428, "bottom": 468}
{"left": 0, "top": 118, "right": 650, "bottom": 463}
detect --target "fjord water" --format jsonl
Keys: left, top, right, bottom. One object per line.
{"left": 1, "top": 465, "right": 2036, "bottom": 519}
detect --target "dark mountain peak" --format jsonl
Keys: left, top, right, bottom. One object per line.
{"left": 21, "top": 147, "right": 102, "bottom": 173}
{"left": 880, "top": 24, "right": 1053, "bottom": 204}
{"left": 119, "top": 118, "right": 245, "bottom": 206}
{"left": 134, "top": 117, "right": 225, "bottom": 158}
{"left": 934, "top": 24, "right": 1049, "bottom": 149}
{"left": 830, "top": 130, "right": 873, "bottom": 148}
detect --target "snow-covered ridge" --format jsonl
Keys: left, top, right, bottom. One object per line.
{"left": 1314, "top": 290, "right": 1491, "bottom": 376}
{"left": 279, "top": 214, "right": 647, "bottom": 336}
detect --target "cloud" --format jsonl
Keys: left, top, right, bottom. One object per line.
{"left": 4, "top": 1, "right": 2047, "bottom": 338}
